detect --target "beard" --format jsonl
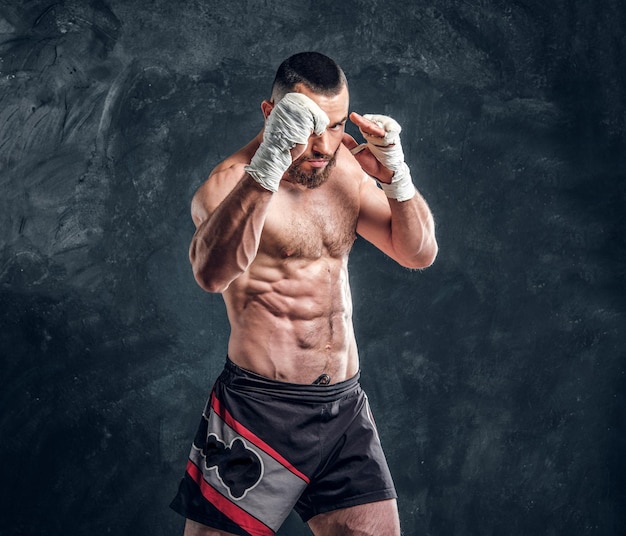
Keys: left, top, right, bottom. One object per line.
{"left": 285, "top": 149, "right": 338, "bottom": 189}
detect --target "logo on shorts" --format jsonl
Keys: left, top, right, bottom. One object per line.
{"left": 194, "top": 418, "right": 263, "bottom": 500}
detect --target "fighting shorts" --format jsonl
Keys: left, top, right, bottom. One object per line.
{"left": 170, "top": 358, "right": 397, "bottom": 535}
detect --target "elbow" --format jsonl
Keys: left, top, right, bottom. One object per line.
{"left": 192, "top": 265, "right": 231, "bottom": 293}
{"left": 419, "top": 240, "right": 439, "bottom": 268}
{"left": 400, "top": 240, "right": 438, "bottom": 270}
{"left": 189, "top": 246, "right": 231, "bottom": 293}
{"left": 421, "top": 242, "right": 439, "bottom": 268}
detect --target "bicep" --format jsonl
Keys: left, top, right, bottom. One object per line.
{"left": 355, "top": 175, "right": 395, "bottom": 256}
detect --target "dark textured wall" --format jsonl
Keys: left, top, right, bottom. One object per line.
{"left": 1, "top": 1, "right": 624, "bottom": 535}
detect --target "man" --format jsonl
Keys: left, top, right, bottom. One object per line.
{"left": 171, "top": 52, "right": 437, "bottom": 536}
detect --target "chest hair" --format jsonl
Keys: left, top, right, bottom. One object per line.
{"left": 263, "top": 191, "right": 359, "bottom": 259}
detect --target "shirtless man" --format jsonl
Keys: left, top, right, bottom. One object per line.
{"left": 170, "top": 52, "right": 437, "bottom": 536}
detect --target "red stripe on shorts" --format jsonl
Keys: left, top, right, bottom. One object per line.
{"left": 186, "top": 459, "right": 273, "bottom": 536}
{"left": 210, "top": 392, "right": 311, "bottom": 484}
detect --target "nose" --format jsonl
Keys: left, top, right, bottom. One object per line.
{"left": 311, "top": 129, "right": 331, "bottom": 156}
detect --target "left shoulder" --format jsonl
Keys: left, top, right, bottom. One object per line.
{"left": 335, "top": 143, "right": 366, "bottom": 174}
{"left": 330, "top": 144, "right": 374, "bottom": 192}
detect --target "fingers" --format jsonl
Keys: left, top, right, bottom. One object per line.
{"left": 285, "top": 92, "right": 329, "bottom": 136}
{"left": 247, "top": 93, "right": 328, "bottom": 193}
{"left": 349, "top": 111, "right": 387, "bottom": 138}
{"left": 268, "top": 93, "right": 329, "bottom": 145}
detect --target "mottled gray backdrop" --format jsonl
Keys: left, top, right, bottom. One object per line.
{"left": 1, "top": 1, "right": 624, "bottom": 535}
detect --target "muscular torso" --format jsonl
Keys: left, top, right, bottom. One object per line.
{"left": 218, "top": 144, "right": 364, "bottom": 384}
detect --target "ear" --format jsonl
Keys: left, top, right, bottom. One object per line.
{"left": 261, "top": 100, "right": 274, "bottom": 120}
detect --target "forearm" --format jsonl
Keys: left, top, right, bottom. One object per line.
{"left": 189, "top": 94, "right": 330, "bottom": 293}
{"left": 388, "top": 190, "right": 437, "bottom": 269}
{"left": 190, "top": 175, "right": 273, "bottom": 292}
{"left": 350, "top": 112, "right": 437, "bottom": 268}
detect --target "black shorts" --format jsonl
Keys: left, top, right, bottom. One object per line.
{"left": 170, "top": 358, "right": 397, "bottom": 536}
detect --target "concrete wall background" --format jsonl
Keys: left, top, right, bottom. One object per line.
{"left": 1, "top": 1, "right": 624, "bottom": 534}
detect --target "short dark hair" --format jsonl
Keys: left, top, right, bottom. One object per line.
{"left": 271, "top": 52, "right": 347, "bottom": 102}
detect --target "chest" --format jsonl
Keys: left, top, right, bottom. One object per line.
{"left": 262, "top": 186, "right": 360, "bottom": 259}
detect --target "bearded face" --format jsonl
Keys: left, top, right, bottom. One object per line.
{"left": 285, "top": 148, "right": 338, "bottom": 189}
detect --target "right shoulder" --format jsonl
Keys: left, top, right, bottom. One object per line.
{"left": 191, "top": 139, "right": 260, "bottom": 227}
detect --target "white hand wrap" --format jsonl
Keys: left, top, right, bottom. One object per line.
{"left": 245, "top": 93, "right": 329, "bottom": 192}
{"left": 358, "top": 114, "right": 416, "bottom": 202}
